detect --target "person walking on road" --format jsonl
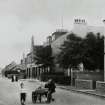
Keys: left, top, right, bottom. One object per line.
{"left": 20, "top": 82, "right": 27, "bottom": 105}
{"left": 45, "top": 79, "right": 56, "bottom": 103}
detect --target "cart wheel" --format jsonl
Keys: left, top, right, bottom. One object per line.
{"left": 32, "top": 92, "right": 36, "bottom": 103}
{"left": 34, "top": 96, "right": 37, "bottom": 103}
{"left": 38, "top": 94, "right": 41, "bottom": 103}
{"left": 47, "top": 93, "right": 52, "bottom": 103}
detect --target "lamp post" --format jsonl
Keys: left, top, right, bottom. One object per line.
{"left": 68, "top": 65, "right": 73, "bottom": 86}
{"left": 103, "top": 20, "right": 105, "bottom": 81}
{"left": 71, "top": 68, "right": 73, "bottom": 86}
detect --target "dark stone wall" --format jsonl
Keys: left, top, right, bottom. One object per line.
{"left": 96, "top": 81, "right": 105, "bottom": 92}
{"left": 75, "top": 79, "right": 93, "bottom": 89}
{"left": 74, "top": 72, "right": 103, "bottom": 81}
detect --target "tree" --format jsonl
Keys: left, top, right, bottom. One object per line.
{"left": 82, "top": 32, "right": 104, "bottom": 71}
{"left": 34, "top": 45, "right": 54, "bottom": 72}
{"left": 57, "top": 33, "right": 83, "bottom": 69}
{"left": 57, "top": 32, "right": 104, "bottom": 71}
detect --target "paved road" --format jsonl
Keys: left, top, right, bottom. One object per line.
{"left": 0, "top": 77, "right": 105, "bottom": 105}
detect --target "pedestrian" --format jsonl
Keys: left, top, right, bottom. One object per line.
{"left": 11, "top": 75, "right": 14, "bottom": 82}
{"left": 16, "top": 76, "right": 18, "bottom": 81}
{"left": 20, "top": 82, "right": 27, "bottom": 105}
{"left": 13, "top": 75, "right": 16, "bottom": 81}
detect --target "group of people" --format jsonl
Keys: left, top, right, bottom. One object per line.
{"left": 11, "top": 75, "right": 18, "bottom": 82}
{"left": 20, "top": 79, "right": 56, "bottom": 105}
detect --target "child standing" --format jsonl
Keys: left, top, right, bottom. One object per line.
{"left": 20, "top": 82, "right": 27, "bottom": 105}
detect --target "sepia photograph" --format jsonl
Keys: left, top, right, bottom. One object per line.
{"left": 0, "top": 0, "right": 105, "bottom": 105}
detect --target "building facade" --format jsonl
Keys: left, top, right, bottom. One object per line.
{"left": 21, "top": 19, "right": 105, "bottom": 79}
{"left": 46, "top": 19, "right": 104, "bottom": 75}
{"left": 21, "top": 36, "right": 50, "bottom": 79}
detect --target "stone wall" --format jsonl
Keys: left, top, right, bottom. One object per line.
{"left": 75, "top": 79, "right": 93, "bottom": 89}
{"left": 96, "top": 81, "right": 105, "bottom": 92}
{"left": 75, "top": 71, "right": 103, "bottom": 81}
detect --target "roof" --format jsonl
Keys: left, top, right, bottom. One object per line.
{"left": 13, "top": 64, "right": 26, "bottom": 71}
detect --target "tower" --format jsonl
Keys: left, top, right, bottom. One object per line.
{"left": 31, "top": 35, "right": 34, "bottom": 52}
{"left": 31, "top": 35, "right": 34, "bottom": 63}
{"left": 23, "top": 53, "right": 25, "bottom": 64}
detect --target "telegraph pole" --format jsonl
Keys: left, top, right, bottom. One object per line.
{"left": 103, "top": 20, "right": 105, "bottom": 81}
{"left": 61, "top": 16, "right": 64, "bottom": 29}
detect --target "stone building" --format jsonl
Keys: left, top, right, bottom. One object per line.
{"left": 45, "top": 19, "right": 104, "bottom": 75}
{"left": 21, "top": 19, "right": 105, "bottom": 79}
{"left": 21, "top": 36, "right": 50, "bottom": 79}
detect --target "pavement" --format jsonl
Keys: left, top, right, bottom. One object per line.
{"left": 56, "top": 85, "right": 105, "bottom": 99}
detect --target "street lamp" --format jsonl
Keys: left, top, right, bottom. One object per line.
{"left": 68, "top": 65, "right": 73, "bottom": 86}
{"left": 103, "top": 20, "right": 105, "bottom": 81}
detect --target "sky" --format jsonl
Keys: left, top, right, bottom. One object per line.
{"left": 0, "top": 0, "right": 105, "bottom": 68}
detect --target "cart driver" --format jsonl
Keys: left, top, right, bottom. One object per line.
{"left": 45, "top": 79, "right": 56, "bottom": 102}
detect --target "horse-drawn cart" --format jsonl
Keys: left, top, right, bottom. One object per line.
{"left": 32, "top": 87, "right": 48, "bottom": 103}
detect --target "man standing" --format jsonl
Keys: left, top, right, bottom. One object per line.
{"left": 45, "top": 79, "right": 56, "bottom": 103}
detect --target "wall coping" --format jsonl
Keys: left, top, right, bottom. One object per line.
{"left": 75, "top": 79, "right": 92, "bottom": 82}
{"left": 96, "top": 81, "right": 105, "bottom": 83}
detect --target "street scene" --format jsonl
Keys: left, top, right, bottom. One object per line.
{"left": 0, "top": 0, "right": 105, "bottom": 105}
{"left": 0, "top": 77, "right": 105, "bottom": 105}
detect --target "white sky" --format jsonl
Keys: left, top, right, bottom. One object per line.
{"left": 0, "top": 0, "right": 105, "bottom": 68}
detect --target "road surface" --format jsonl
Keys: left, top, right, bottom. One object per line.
{"left": 0, "top": 77, "right": 105, "bottom": 105}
